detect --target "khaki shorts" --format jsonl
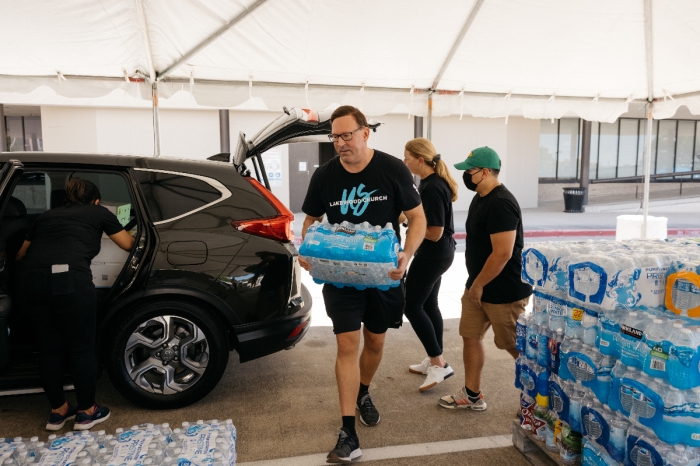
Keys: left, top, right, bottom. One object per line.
{"left": 459, "top": 288, "right": 530, "bottom": 350}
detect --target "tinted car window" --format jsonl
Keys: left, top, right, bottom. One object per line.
{"left": 135, "top": 171, "right": 221, "bottom": 223}
{"left": 13, "top": 172, "right": 51, "bottom": 214}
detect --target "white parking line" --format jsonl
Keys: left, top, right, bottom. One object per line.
{"left": 236, "top": 434, "right": 513, "bottom": 465}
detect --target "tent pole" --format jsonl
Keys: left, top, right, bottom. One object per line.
{"left": 0, "top": 104, "right": 6, "bottom": 152}
{"left": 152, "top": 82, "right": 161, "bottom": 157}
{"left": 219, "top": 109, "right": 230, "bottom": 154}
{"left": 641, "top": 102, "right": 653, "bottom": 238}
{"left": 413, "top": 116, "right": 423, "bottom": 186}
{"left": 579, "top": 120, "right": 592, "bottom": 205}
{"left": 427, "top": 91, "right": 433, "bottom": 140}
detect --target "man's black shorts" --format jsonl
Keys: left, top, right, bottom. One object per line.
{"left": 322, "top": 281, "right": 405, "bottom": 335}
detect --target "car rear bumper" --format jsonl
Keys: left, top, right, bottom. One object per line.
{"left": 233, "top": 283, "right": 313, "bottom": 363}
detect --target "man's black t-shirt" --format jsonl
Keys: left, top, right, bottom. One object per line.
{"left": 465, "top": 184, "right": 532, "bottom": 304}
{"left": 302, "top": 150, "right": 422, "bottom": 240}
{"left": 415, "top": 173, "right": 455, "bottom": 259}
{"left": 21, "top": 204, "right": 125, "bottom": 275}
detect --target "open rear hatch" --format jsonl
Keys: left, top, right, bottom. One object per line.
{"left": 229, "top": 107, "right": 381, "bottom": 189}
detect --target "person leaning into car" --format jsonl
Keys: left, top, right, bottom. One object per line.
{"left": 15, "top": 177, "right": 135, "bottom": 431}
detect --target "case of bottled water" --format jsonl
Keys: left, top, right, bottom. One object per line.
{"left": 0, "top": 420, "right": 238, "bottom": 466}
{"left": 558, "top": 339, "right": 615, "bottom": 404}
{"left": 516, "top": 238, "right": 700, "bottom": 462}
{"left": 608, "top": 360, "right": 700, "bottom": 447}
{"left": 299, "top": 220, "right": 401, "bottom": 290}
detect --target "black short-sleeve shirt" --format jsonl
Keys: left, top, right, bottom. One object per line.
{"left": 465, "top": 184, "right": 532, "bottom": 304}
{"left": 21, "top": 204, "right": 125, "bottom": 275}
{"left": 302, "top": 150, "right": 422, "bottom": 241}
{"left": 415, "top": 173, "right": 456, "bottom": 259}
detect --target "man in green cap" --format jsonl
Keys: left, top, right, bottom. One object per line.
{"left": 437, "top": 146, "right": 532, "bottom": 411}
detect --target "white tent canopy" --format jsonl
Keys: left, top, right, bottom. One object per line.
{"left": 2, "top": 0, "right": 700, "bottom": 121}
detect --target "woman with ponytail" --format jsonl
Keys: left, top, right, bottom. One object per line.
{"left": 402, "top": 138, "right": 459, "bottom": 391}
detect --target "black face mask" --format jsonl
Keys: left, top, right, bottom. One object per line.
{"left": 463, "top": 169, "right": 484, "bottom": 191}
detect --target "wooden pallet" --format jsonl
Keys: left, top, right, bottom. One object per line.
{"left": 511, "top": 420, "right": 566, "bottom": 466}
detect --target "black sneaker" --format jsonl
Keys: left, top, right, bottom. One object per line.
{"left": 327, "top": 427, "right": 362, "bottom": 464}
{"left": 356, "top": 393, "right": 380, "bottom": 426}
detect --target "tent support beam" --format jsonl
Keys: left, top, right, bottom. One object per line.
{"left": 219, "top": 109, "right": 230, "bottom": 153}
{"left": 579, "top": 120, "right": 592, "bottom": 205}
{"left": 431, "top": 0, "right": 485, "bottom": 90}
{"left": 159, "top": 0, "right": 268, "bottom": 79}
{"left": 641, "top": 0, "right": 654, "bottom": 238}
{"left": 641, "top": 103, "right": 653, "bottom": 238}
{"left": 152, "top": 82, "right": 161, "bottom": 157}
{"left": 427, "top": 91, "right": 433, "bottom": 140}
{"left": 0, "top": 104, "right": 5, "bottom": 152}
{"left": 135, "top": 0, "right": 156, "bottom": 82}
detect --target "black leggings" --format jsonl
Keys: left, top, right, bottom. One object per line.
{"left": 21, "top": 268, "right": 98, "bottom": 410}
{"left": 404, "top": 254, "right": 454, "bottom": 358}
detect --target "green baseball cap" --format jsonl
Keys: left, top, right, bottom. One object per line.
{"left": 454, "top": 146, "right": 501, "bottom": 171}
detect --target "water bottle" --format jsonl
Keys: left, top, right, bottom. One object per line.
{"left": 534, "top": 362, "right": 550, "bottom": 408}
{"left": 520, "top": 392, "right": 536, "bottom": 431}
{"left": 669, "top": 327, "right": 698, "bottom": 390}
{"left": 581, "top": 307, "right": 599, "bottom": 346}
{"left": 26, "top": 438, "right": 38, "bottom": 458}
{"left": 643, "top": 318, "right": 670, "bottom": 379}
{"left": 548, "top": 293, "right": 567, "bottom": 332}
{"left": 549, "top": 328, "right": 564, "bottom": 374}
{"left": 516, "top": 313, "right": 528, "bottom": 353}
{"left": 526, "top": 321, "right": 539, "bottom": 360}
{"left": 545, "top": 408, "right": 559, "bottom": 453}
{"left": 667, "top": 444, "right": 690, "bottom": 466}
{"left": 608, "top": 409, "right": 630, "bottom": 463}
{"left": 569, "top": 382, "right": 586, "bottom": 432}
{"left": 537, "top": 326, "right": 551, "bottom": 368}
{"left": 533, "top": 403, "right": 548, "bottom": 442}
{"left": 160, "top": 424, "right": 173, "bottom": 442}
{"left": 533, "top": 291, "right": 549, "bottom": 326}
{"left": 618, "top": 311, "right": 648, "bottom": 368}
{"left": 559, "top": 421, "right": 583, "bottom": 466}
{"left": 597, "top": 308, "right": 620, "bottom": 357}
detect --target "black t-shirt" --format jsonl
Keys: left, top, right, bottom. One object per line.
{"left": 465, "top": 184, "right": 532, "bottom": 304}
{"left": 302, "top": 150, "right": 422, "bottom": 241}
{"left": 415, "top": 173, "right": 456, "bottom": 259}
{"left": 21, "top": 204, "right": 125, "bottom": 275}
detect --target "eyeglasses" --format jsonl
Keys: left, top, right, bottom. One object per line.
{"left": 328, "top": 127, "right": 364, "bottom": 143}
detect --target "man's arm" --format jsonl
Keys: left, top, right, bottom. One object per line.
{"left": 388, "top": 204, "right": 426, "bottom": 280}
{"left": 468, "top": 230, "right": 516, "bottom": 307}
{"left": 298, "top": 214, "right": 324, "bottom": 271}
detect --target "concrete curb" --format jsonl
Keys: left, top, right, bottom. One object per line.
{"left": 291, "top": 229, "right": 700, "bottom": 245}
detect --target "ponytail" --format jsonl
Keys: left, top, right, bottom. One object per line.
{"left": 66, "top": 178, "right": 101, "bottom": 205}
{"left": 404, "top": 138, "right": 459, "bottom": 202}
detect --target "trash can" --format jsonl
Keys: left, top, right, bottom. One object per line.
{"left": 563, "top": 187, "right": 585, "bottom": 213}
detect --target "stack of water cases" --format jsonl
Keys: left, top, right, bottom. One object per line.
{"left": 515, "top": 238, "right": 700, "bottom": 465}
{"left": 299, "top": 220, "right": 401, "bottom": 290}
{"left": 0, "top": 420, "right": 237, "bottom": 466}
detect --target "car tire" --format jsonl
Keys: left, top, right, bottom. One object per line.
{"left": 106, "top": 300, "right": 229, "bottom": 409}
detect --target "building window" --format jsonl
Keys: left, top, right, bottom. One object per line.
{"left": 3, "top": 115, "right": 43, "bottom": 152}
{"left": 540, "top": 118, "right": 700, "bottom": 181}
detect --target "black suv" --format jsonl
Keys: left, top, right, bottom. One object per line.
{"left": 0, "top": 108, "right": 345, "bottom": 409}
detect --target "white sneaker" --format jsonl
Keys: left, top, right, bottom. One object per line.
{"left": 409, "top": 357, "right": 432, "bottom": 375}
{"left": 419, "top": 364, "right": 454, "bottom": 391}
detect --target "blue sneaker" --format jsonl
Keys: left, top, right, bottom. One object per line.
{"left": 46, "top": 404, "right": 79, "bottom": 431}
{"left": 74, "top": 404, "right": 111, "bottom": 430}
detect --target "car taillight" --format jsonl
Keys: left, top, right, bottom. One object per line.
{"left": 287, "top": 320, "right": 308, "bottom": 340}
{"left": 232, "top": 178, "right": 295, "bottom": 243}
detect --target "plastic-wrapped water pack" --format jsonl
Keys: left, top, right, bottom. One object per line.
{"left": 299, "top": 220, "right": 400, "bottom": 290}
